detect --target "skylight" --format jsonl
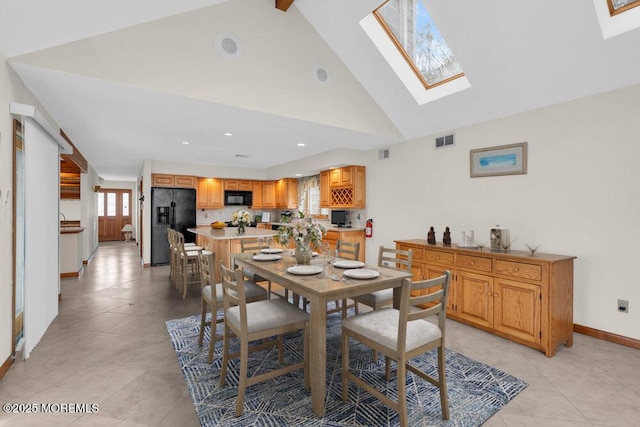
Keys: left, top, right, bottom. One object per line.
{"left": 608, "top": 0, "right": 640, "bottom": 16}
{"left": 373, "top": 0, "right": 464, "bottom": 89}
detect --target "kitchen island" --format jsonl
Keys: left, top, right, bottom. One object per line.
{"left": 188, "top": 226, "right": 278, "bottom": 281}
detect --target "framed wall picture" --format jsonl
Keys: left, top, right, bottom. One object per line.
{"left": 470, "top": 142, "right": 527, "bottom": 178}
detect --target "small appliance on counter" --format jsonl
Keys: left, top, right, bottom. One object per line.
{"left": 490, "top": 225, "right": 510, "bottom": 250}
{"left": 280, "top": 210, "right": 292, "bottom": 222}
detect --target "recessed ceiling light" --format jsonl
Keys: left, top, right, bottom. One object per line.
{"left": 295, "top": 173, "right": 302, "bottom": 177}
{"left": 297, "top": 143, "right": 305, "bottom": 147}
{"left": 224, "top": 132, "right": 233, "bottom": 136}
{"left": 181, "top": 141, "right": 190, "bottom": 145}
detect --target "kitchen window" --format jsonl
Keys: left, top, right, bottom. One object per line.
{"left": 298, "top": 175, "right": 328, "bottom": 219}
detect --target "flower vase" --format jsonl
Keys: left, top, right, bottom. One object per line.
{"left": 294, "top": 241, "right": 312, "bottom": 264}
{"left": 237, "top": 223, "right": 245, "bottom": 234}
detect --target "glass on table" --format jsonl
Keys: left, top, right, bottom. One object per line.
{"left": 257, "top": 237, "right": 265, "bottom": 250}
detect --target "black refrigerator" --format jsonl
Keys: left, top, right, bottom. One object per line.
{"left": 151, "top": 187, "right": 196, "bottom": 266}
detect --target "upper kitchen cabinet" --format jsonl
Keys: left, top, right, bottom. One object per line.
{"left": 320, "top": 166, "right": 366, "bottom": 208}
{"left": 224, "top": 179, "right": 252, "bottom": 191}
{"left": 252, "top": 181, "right": 263, "bottom": 209}
{"left": 262, "top": 181, "right": 276, "bottom": 208}
{"left": 196, "top": 178, "right": 224, "bottom": 209}
{"left": 276, "top": 178, "right": 298, "bottom": 209}
{"left": 319, "top": 170, "right": 330, "bottom": 208}
{"left": 152, "top": 174, "right": 197, "bottom": 189}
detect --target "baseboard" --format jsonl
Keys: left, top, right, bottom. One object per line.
{"left": 143, "top": 263, "right": 151, "bottom": 268}
{"left": 574, "top": 323, "right": 640, "bottom": 350}
{"left": 60, "top": 272, "right": 79, "bottom": 278}
{"left": 0, "top": 355, "right": 13, "bottom": 380}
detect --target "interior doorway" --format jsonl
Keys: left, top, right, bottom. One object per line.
{"left": 98, "top": 189, "right": 132, "bottom": 241}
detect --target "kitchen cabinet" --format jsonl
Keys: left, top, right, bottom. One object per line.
{"left": 152, "top": 174, "right": 197, "bottom": 189}
{"left": 319, "top": 170, "right": 330, "bottom": 208}
{"left": 395, "top": 239, "right": 575, "bottom": 357}
{"left": 276, "top": 178, "right": 298, "bottom": 209}
{"left": 196, "top": 178, "right": 224, "bottom": 209}
{"left": 319, "top": 165, "right": 366, "bottom": 208}
{"left": 224, "top": 179, "right": 252, "bottom": 191}
{"left": 323, "top": 229, "right": 365, "bottom": 261}
{"left": 262, "top": 181, "right": 276, "bottom": 208}
{"left": 252, "top": 181, "right": 263, "bottom": 208}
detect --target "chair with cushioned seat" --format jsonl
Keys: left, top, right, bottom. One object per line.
{"left": 238, "top": 238, "right": 274, "bottom": 298}
{"left": 219, "top": 262, "right": 310, "bottom": 416}
{"left": 341, "top": 271, "right": 451, "bottom": 427}
{"left": 197, "top": 251, "right": 267, "bottom": 364}
{"left": 176, "top": 231, "right": 210, "bottom": 299}
{"left": 350, "top": 246, "right": 412, "bottom": 361}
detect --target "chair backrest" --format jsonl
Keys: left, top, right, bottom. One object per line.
{"left": 220, "top": 261, "right": 247, "bottom": 325}
{"left": 378, "top": 246, "right": 413, "bottom": 271}
{"left": 336, "top": 240, "right": 360, "bottom": 261}
{"left": 240, "top": 238, "right": 262, "bottom": 253}
{"left": 199, "top": 250, "right": 216, "bottom": 292}
{"left": 397, "top": 271, "right": 451, "bottom": 352}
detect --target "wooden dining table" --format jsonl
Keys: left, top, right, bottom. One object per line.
{"left": 233, "top": 251, "right": 413, "bottom": 418}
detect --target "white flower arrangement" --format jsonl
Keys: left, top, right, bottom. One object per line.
{"left": 277, "top": 211, "right": 326, "bottom": 248}
{"left": 231, "top": 209, "right": 251, "bottom": 226}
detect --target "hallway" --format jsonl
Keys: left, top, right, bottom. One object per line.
{"left": 0, "top": 242, "right": 200, "bottom": 426}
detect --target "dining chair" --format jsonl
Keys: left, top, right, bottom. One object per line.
{"left": 219, "top": 262, "right": 310, "bottom": 416}
{"left": 197, "top": 251, "right": 267, "bottom": 364}
{"left": 238, "top": 238, "right": 274, "bottom": 298}
{"left": 351, "top": 246, "right": 412, "bottom": 361}
{"left": 176, "top": 231, "right": 211, "bottom": 299}
{"left": 332, "top": 240, "right": 361, "bottom": 317}
{"left": 341, "top": 271, "right": 451, "bottom": 427}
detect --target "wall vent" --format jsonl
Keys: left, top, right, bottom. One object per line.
{"left": 435, "top": 134, "right": 454, "bottom": 149}
{"left": 378, "top": 149, "right": 390, "bottom": 160}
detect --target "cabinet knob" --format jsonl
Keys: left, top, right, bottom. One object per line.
{"left": 494, "top": 293, "right": 499, "bottom": 297}
{"left": 470, "top": 261, "right": 475, "bottom": 265}
{"left": 514, "top": 267, "right": 519, "bottom": 272}
{"left": 435, "top": 256, "right": 440, "bottom": 259}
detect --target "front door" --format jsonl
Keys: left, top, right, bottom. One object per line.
{"left": 98, "top": 189, "right": 132, "bottom": 241}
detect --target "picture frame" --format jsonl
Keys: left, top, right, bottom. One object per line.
{"left": 470, "top": 142, "right": 527, "bottom": 178}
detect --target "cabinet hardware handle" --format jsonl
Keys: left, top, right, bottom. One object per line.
{"left": 435, "top": 256, "right": 440, "bottom": 259}
{"left": 514, "top": 267, "right": 519, "bottom": 272}
{"left": 494, "top": 293, "right": 498, "bottom": 297}
{"left": 470, "top": 261, "right": 475, "bottom": 265}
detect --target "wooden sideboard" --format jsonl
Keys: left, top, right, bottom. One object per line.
{"left": 395, "top": 239, "right": 576, "bottom": 357}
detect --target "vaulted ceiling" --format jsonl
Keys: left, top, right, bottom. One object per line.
{"left": 2, "top": 0, "right": 639, "bottom": 180}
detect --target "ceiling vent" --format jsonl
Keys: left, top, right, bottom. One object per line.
{"left": 215, "top": 32, "right": 241, "bottom": 58}
{"left": 234, "top": 154, "right": 249, "bottom": 158}
{"left": 435, "top": 134, "right": 454, "bottom": 149}
{"left": 312, "top": 64, "right": 331, "bottom": 86}
{"left": 378, "top": 148, "right": 390, "bottom": 160}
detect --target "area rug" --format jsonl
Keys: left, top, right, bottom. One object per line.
{"left": 166, "top": 308, "right": 527, "bottom": 426}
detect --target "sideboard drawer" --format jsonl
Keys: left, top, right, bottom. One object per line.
{"left": 425, "top": 250, "right": 454, "bottom": 267}
{"left": 456, "top": 254, "right": 492, "bottom": 273}
{"left": 398, "top": 244, "right": 424, "bottom": 262}
{"left": 496, "top": 260, "right": 542, "bottom": 282}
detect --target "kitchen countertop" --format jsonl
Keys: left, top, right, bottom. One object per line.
{"left": 188, "top": 226, "right": 277, "bottom": 240}
{"left": 60, "top": 227, "right": 85, "bottom": 234}
{"left": 259, "top": 222, "right": 365, "bottom": 232}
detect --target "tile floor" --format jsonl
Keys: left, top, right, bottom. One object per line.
{"left": 1, "top": 241, "right": 639, "bottom": 426}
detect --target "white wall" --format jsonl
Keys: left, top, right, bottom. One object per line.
{"left": 81, "top": 166, "right": 99, "bottom": 262}
{"left": 364, "top": 84, "right": 640, "bottom": 340}
{"left": 0, "top": 54, "right": 57, "bottom": 365}
{"left": 23, "top": 118, "right": 60, "bottom": 358}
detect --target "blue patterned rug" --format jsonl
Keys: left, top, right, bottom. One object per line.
{"left": 166, "top": 307, "right": 527, "bottom": 426}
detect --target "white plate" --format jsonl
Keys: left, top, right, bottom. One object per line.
{"left": 252, "top": 254, "right": 282, "bottom": 261}
{"left": 261, "top": 248, "right": 284, "bottom": 254}
{"left": 287, "top": 265, "right": 324, "bottom": 275}
{"left": 333, "top": 260, "right": 365, "bottom": 269}
{"left": 343, "top": 269, "right": 380, "bottom": 279}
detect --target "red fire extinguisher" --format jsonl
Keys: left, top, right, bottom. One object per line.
{"left": 365, "top": 219, "right": 373, "bottom": 238}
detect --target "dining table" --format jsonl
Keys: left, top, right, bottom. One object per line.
{"left": 233, "top": 250, "right": 413, "bottom": 418}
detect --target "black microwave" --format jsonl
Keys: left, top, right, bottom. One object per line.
{"left": 224, "top": 191, "right": 252, "bottom": 206}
